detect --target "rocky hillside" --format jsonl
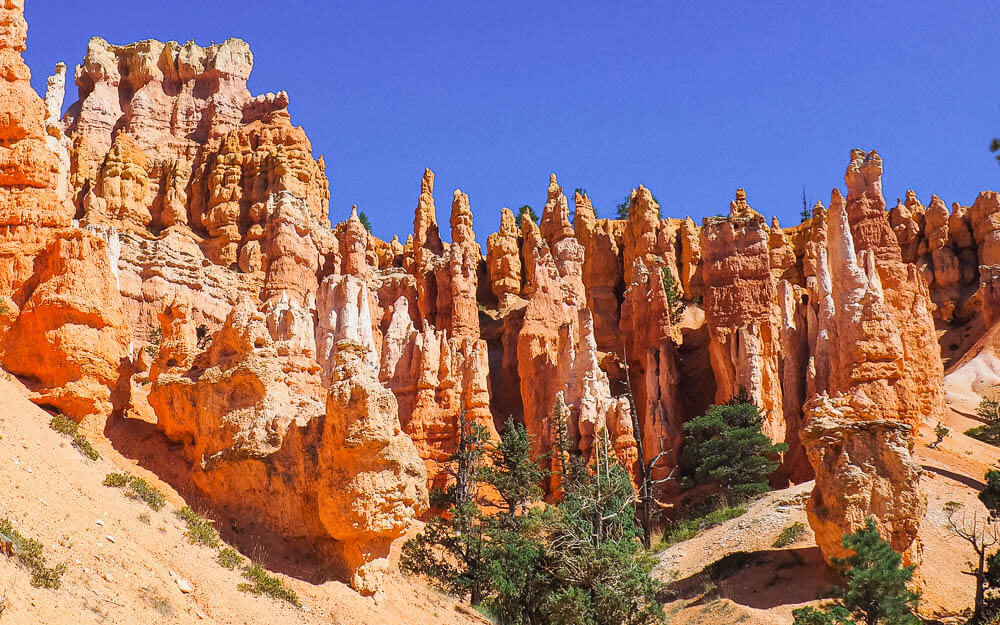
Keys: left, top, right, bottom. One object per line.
{"left": 1, "top": 0, "right": 998, "bottom": 619}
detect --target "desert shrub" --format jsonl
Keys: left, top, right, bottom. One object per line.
{"left": 103, "top": 472, "right": 166, "bottom": 511}
{"left": 657, "top": 504, "right": 748, "bottom": 550}
{"left": 239, "top": 564, "right": 301, "bottom": 607}
{"left": 49, "top": 414, "right": 100, "bottom": 461}
{"left": 772, "top": 522, "right": 807, "bottom": 548}
{"left": 0, "top": 518, "right": 66, "bottom": 589}
{"left": 177, "top": 506, "right": 219, "bottom": 548}
{"left": 217, "top": 547, "right": 244, "bottom": 570}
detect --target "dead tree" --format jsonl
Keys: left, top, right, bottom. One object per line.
{"left": 947, "top": 505, "right": 1000, "bottom": 623}
{"left": 621, "top": 344, "right": 676, "bottom": 549}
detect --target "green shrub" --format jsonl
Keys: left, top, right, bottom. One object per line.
{"left": 239, "top": 564, "right": 301, "bottom": 607}
{"left": 0, "top": 518, "right": 66, "bottom": 589}
{"left": 772, "top": 522, "right": 807, "bottom": 548}
{"left": 103, "top": 473, "right": 166, "bottom": 511}
{"left": 658, "top": 505, "right": 748, "bottom": 550}
{"left": 217, "top": 547, "right": 244, "bottom": 570}
{"left": 49, "top": 414, "right": 100, "bottom": 461}
{"left": 177, "top": 506, "right": 219, "bottom": 548}
{"left": 966, "top": 424, "right": 1000, "bottom": 446}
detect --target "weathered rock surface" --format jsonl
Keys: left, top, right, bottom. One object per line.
{"left": 0, "top": 0, "right": 129, "bottom": 422}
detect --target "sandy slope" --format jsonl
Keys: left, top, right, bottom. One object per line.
{"left": 0, "top": 374, "right": 487, "bottom": 625}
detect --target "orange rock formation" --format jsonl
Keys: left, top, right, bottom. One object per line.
{"left": 3, "top": 0, "right": 993, "bottom": 593}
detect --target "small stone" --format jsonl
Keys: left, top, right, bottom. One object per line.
{"left": 96, "top": 519, "right": 105, "bottom": 527}
{"left": 196, "top": 610, "right": 207, "bottom": 619}
{"left": 176, "top": 578, "right": 192, "bottom": 593}
{"left": 104, "top": 572, "right": 113, "bottom": 582}
{"left": 105, "top": 535, "right": 115, "bottom": 543}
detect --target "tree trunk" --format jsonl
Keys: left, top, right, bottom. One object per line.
{"left": 622, "top": 347, "right": 652, "bottom": 549}
{"left": 975, "top": 548, "right": 987, "bottom": 623}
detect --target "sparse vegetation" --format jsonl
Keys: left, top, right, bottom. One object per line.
{"left": 929, "top": 421, "right": 949, "bottom": 449}
{"left": 657, "top": 504, "right": 748, "bottom": 550}
{"left": 0, "top": 518, "right": 67, "bottom": 589}
{"left": 177, "top": 506, "right": 220, "bottom": 548}
{"left": 970, "top": 395, "right": 1000, "bottom": 445}
{"left": 146, "top": 325, "right": 163, "bottom": 357}
{"left": 146, "top": 592, "right": 174, "bottom": 617}
{"left": 239, "top": 564, "right": 301, "bottom": 607}
{"left": 515, "top": 204, "right": 539, "bottom": 228}
{"left": 103, "top": 472, "right": 166, "bottom": 511}
{"left": 661, "top": 267, "right": 685, "bottom": 325}
{"left": 773, "top": 522, "right": 807, "bottom": 548}
{"left": 49, "top": 414, "right": 100, "bottom": 461}
{"left": 358, "top": 211, "right": 373, "bottom": 233}
{"left": 218, "top": 547, "right": 245, "bottom": 570}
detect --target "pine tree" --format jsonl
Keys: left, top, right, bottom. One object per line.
{"left": 480, "top": 419, "right": 547, "bottom": 517}
{"left": 680, "top": 388, "right": 788, "bottom": 500}
{"left": 515, "top": 205, "right": 539, "bottom": 228}
{"left": 358, "top": 211, "right": 373, "bottom": 233}
{"left": 800, "top": 186, "right": 812, "bottom": 223}
{"left": 660, "top": 267, "right": 685, "bottom": 325}
{"left": 401, "top": 410, "right": 492, "bottom": 604}
{"left": 793, "top": 518, "right": 920, "bottom": 625}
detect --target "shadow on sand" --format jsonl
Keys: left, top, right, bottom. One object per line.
{"left": 666, "top": 546, "right": 839, "bottom": 611}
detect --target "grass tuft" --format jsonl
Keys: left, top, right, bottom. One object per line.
{"left": 656, "top": 505, "right": 748, "bottom": 551}
{"left": 238, "top": 564, "right": 301, "bottom": 607}
{"left": 103, "top": 472, "right": 166, "bottom": 511}
{"left": 0, "top": 518, "right": 66, "bottom": 589}
{"left": 217, "top": 547, "right": 244, "bottom": 570}
{"left": 177, "top": 506, "right": 219, "bottom": 548}
{"left": 772, "top": 522, "right": 807, "bottom": 548}
{"left": 49, "top": 414, "right": 100, "bottom": 461}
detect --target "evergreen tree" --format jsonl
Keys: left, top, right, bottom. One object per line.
{"left": 615, "top": 191, "right": 662, "bottom": 220}
{"left": 660, "top": 267, "right": 685, "bottom": 325}
{"left": 401, "top": 411, "right": 492, "bottom": 604}
{"left": 800, "top": 186, "right": 812, "bottom": 223}
{"left": 981, "top": 470, "right": 1000, "bottom": 519}
{"left": 358, "top": 211, "right": 373, "bottom": 233}
{"left": 680, "top": 388, "right": 787, "bottom": 500}
{"left": 792, "top": 518, "right": 920, "bottom": 625}
{"left": 541, "top": 431, "right": 665, "bottom": 625}
{"left": 480, "top": 419, "right": 547, "bottom": 517}
{"left": 516, "top": 205, "right": 539, "bottom": 228}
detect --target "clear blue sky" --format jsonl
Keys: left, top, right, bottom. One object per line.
{"left": 24, "top": 1, "right": 1000, "bottom": 245}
